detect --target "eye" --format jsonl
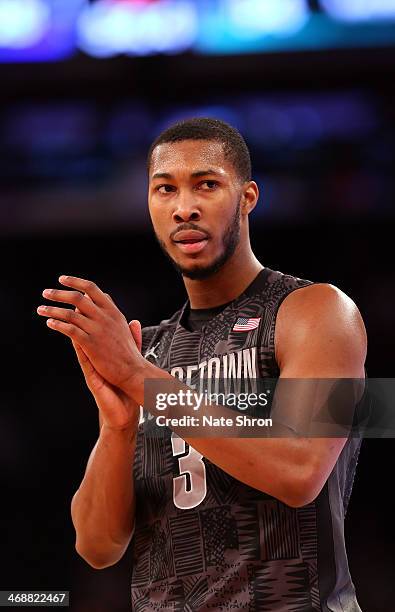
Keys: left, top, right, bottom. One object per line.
{"left": 199, "top": 180, "right": 219, "bottom": 190}
{"left": 157, "top": 184, "right": 176, "bottom": 194}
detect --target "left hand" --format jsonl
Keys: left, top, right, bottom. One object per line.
{"left": 71, "top": 320, "right": 143, "bottom": 431}
{"left": 37, "top": 275, "right": 145, "bottom": 393}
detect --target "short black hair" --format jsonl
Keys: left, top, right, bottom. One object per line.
{"left": 147, "top": 117, "right": 252, "bottom": 183}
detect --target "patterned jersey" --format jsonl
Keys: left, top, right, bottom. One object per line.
{"left": 131, "top": 267, "right": 362, "bottom": 611}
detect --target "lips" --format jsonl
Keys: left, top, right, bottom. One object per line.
{"left": 172, "top": 229, "right": 209, "bottom": 255}
{"left": 173, "top": 230, "right": 209, "bottom": 243}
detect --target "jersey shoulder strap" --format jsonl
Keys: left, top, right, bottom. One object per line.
{"left": 141, "top": 305, "right": 184, "bottom": 363}
{"left": 252, "top": 268, "right": 314, "bottom": 377}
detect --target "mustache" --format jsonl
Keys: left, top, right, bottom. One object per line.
{"left": 170, "top": 223, "right": 211, "bottom": 241}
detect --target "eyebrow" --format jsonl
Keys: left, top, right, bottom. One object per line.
{"left": 151, "top": 169, "right": 223, "bottom": 181}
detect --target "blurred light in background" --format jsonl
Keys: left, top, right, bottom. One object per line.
{"left": 2, "top": 104, "right": 97, "bottom": 155}
{"left": 76, "top": 0, "right": 197, "bottom": 57}
{"left": 226, "top": 0, "right": 309, "bottom": 39}
{"left": 0, "top": 0, "right": 50, "bottom": 48}
{"left": 0, "top": 0, "right": 83, "bottom": 61}
{"left": 1, "top": 0, "right": 395, "bottom": 61}
{"left": 322, "top": 0, "right": 395, "bottom": 21}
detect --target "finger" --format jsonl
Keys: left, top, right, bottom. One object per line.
{"left": 58, "top": 275, "right": 110, "bottom": 308}
{"left": 129, "top": 320, "right": 142, "bottom": 353}
{"left": 72, "top": 340, "right": 97, "bottom": 379}
{"left": 46, "top": 318, "right": 89, "bottom": 343}
{"left": 72, "top": 340, "right": 92, "bottom": 371}
{"left": 71, "top": 341, "right": 105, "bottom": 393}
{"left": 37, "top": 305, "right": 94, "bottom": 334}
{"left": 42, "top": 289, "right": 98, "bottom": 317}
{"left": 104, "top": 292, "right": 117, "bottom": 306}
{"left": 75, "top": 292, "right": 94, "bottom": 315}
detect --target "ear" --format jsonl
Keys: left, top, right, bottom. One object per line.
{"left": 240, "top": 181, "right": 259, "bottom": 215}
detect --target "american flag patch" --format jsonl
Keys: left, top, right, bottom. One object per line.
{"left": 232, "top": 317, "right": 261, "bottom": 332}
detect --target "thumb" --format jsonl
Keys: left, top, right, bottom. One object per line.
{"left": 129, "top": 319, "right": 142, "bottom": 353}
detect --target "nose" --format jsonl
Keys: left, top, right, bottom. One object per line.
{"left": 172, "top": 193, "right": 201, "bottom": 223}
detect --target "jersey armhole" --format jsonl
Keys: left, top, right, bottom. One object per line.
{"left": 271, "top": 281, "right": 315, "bottom": 376}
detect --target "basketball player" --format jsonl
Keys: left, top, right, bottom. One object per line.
{"left": 37, "top": 118, "right": 367, "bottom": 610}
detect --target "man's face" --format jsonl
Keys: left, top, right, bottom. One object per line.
{"left": 148, "top": 139, "right": 244, "bottom": 280}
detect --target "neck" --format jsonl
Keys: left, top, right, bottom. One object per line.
{"left": 183, "top": 242, "right": 263, "bottom": 309}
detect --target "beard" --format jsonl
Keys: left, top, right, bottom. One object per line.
{"left": 155, "top": 201, "right": 241, "bottom": 280}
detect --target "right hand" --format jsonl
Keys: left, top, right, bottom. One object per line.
{"left": 72, "top": 319, "right": 143, "bottom": 431}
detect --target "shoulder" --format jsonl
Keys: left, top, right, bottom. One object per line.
{"left": 277, "top": 282, "right": 363, "bottom": 322}
{"left": 275, "top": 283, "right": 367, "bottom": 376}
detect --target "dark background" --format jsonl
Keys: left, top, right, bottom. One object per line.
{"left": 1, "top": 29, "right": 394, "bottom": 612}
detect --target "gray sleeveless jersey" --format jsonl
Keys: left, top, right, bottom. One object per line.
{"left": 131, "top": 267, "right": 362, "bottom": 611}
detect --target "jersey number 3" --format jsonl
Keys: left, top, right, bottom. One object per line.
{"left": 171, "top": 433, "right": 207, "bottom": 509}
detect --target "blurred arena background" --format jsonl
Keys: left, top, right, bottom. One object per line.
{"left": 0, "top": 1, "right": 394, "bottom": 610}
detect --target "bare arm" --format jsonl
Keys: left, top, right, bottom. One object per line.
{"left": 69, "top": 320, "right": 142, "bottom": 569}
{"left": 71, "top": 419, "right": 138, "bottom": 569}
